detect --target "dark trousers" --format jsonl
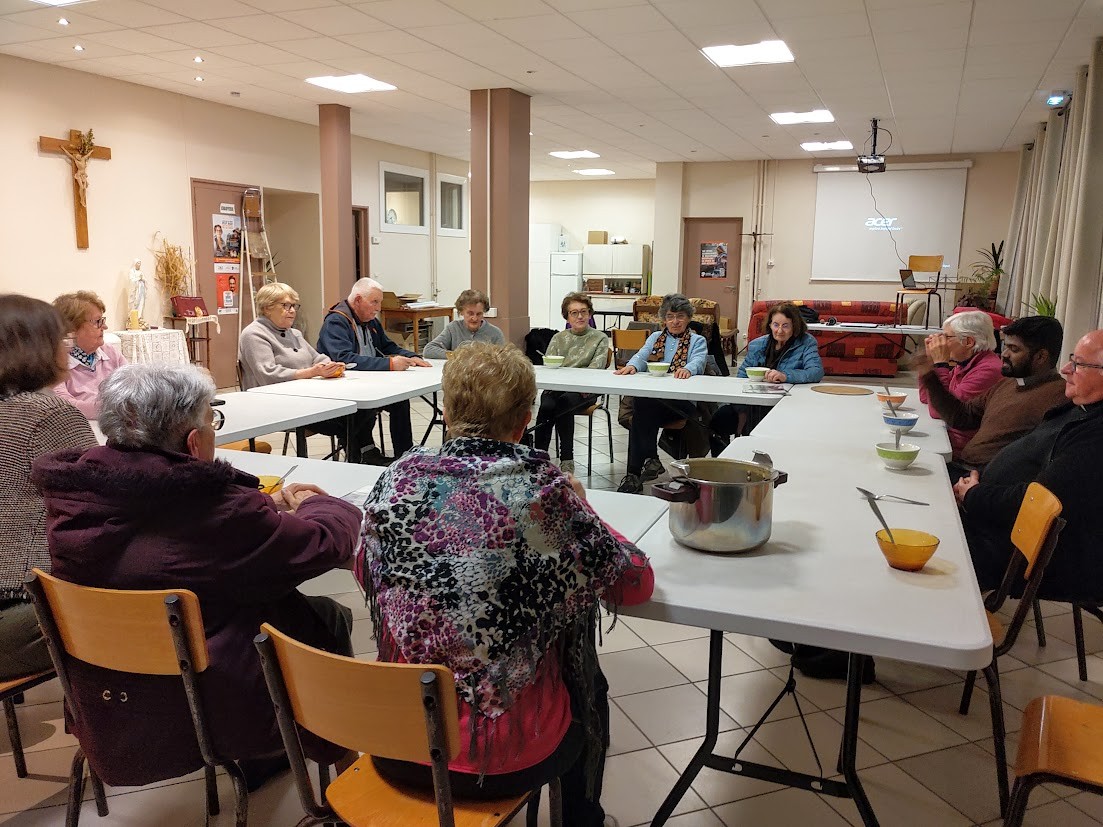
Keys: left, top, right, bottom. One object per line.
{"left": 373, "top": 670, "right": 610, "bottom": 826}
{"left": 628, "top": 397, "right": 698, "bottom": 473}
{"left": 534, "top": 391, "right": 594, "bottom": 461}
{"left": 0, "top": 599, "right": 53, "bottom": 681}
{"left": 312, "top": 399, "right": 414, "bottom": 459}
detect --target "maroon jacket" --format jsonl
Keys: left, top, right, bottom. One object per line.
{"left": 32, "top": 444, "right": 361, "bottom": 786}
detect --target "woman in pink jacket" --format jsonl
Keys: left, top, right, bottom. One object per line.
{"left": 918, "top": 310, "right": 1004, "bottom": 455}
{"left": 52, "top": 291, "right": 127, "bottom": 420}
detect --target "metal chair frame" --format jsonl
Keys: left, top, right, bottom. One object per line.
{"left": 1, "top": 668, "right": 55, "bottom": 778}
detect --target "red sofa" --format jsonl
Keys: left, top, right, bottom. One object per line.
{"left": 746, "top": 299, "right": 905, "bottom": 377}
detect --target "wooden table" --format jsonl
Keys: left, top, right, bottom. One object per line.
{"left": 632, "top": 434, "right": 989, "bottom": 826}
{"left": 381, "top": 305, "right": 454, "bottom": 354}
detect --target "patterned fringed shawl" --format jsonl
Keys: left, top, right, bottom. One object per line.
{"left": 360, "top": 437, "right": 636, "bottom": 786}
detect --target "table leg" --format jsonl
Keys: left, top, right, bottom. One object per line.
{"left": 344, "top": 413, "right": 360, "bottom": 464}
{"left": 420, "top": 392, "right": 445, "bottom": 446}
{"left": 294, "top": 427, "right": 308, "bottom": 458}
{"left": 841, "top": 653, "right": 878, "bottom": 826}
{"left": 650, "top": 630, "right": 723, "bottom": 826}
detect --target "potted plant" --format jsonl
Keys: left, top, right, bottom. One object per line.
{"left": 959, "top": 241, "right": 1005, "bottom": 309}
{"left": 1025, "top": 292, "right": 1057, "bottom": 317}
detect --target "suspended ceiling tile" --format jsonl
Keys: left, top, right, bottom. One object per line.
{"left": 206, "top": 42, "right": 308, "bottom": 65}
{"left": 653, "top": 0, "right": 772, "bottom": 29}
{"left": 352, "top": 0, "right": 472, "bottom": 29}
{"left": 1, "top": 9, "right": 123, "bottom": 35}
{"left": 140, "top": 0, "right": 258, "bottom": 18}
{"left": 157, "top": 48, "right": 248, "bottom": 69}
{"left": 278, "top": 5, "right": 392, "bottom": 36}
{"left": 74, "top": 0, "right": 189, "bottom": 28}
{"left": 215, "top": 14, "right": 314, "bottom": 41}
{"left": 15, "top": 35, "right": 130, "bottom": 58}
{"left": 486, "top": 13, "right": 589, "bottom": 42}
{"left": 336, "top": 29, "right": 439, "bottom": 55}
{"left": 760, "top": 0, "right": 866, "bottom": 18}
{"left": 270, "top": 36, "right": 375, "bottom": 61}
{"left": 443, "top": 0, "right": 556, "bottom": 20}
{"left": 141, "top": 21, "right": 252, "bottom": 48}
{"left": 237, "top": 0, "right": 341, "bottom": 11}
{"left": 772, "top": 11, "right": 871, "bottom": 40}
{"left": 869, "top": 2, "right": 972, "bottom": 34}
{"left": 82, "top": 28, "right": 187, "bottom": 53}
{"left": 566, "top": 4, "right": 673, "bottom": 37}
{"left": 95, "top": 52, "right": 185, "bottom": 73}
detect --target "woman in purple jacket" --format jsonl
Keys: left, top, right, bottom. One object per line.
{"left": 33, "top": 363, "right": 361, "bottom": 791}
{"left": 917, "top": 310, "right": 1004, "bottom": 456}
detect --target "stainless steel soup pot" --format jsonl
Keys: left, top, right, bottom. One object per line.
{"left": 651, "top": 456, "right": 788, "bottom": 553}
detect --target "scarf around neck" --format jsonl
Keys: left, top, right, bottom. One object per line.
{"left": 70, "top": 345, "right": 96, "bottom": 369}
{"left": 648, "top": 327, "right": 692, "bottom": 371}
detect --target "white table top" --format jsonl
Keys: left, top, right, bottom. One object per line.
{"left": 627, "top": 434, "right": 990, "bottom": 670}
{"left": 535, "top": 366, "right": 787, "bottom": 407}
{"left": 246, "top": 364, "right": 443, "bottom": 409}
{"left": 752, "top": 383, "right": 952, "bottom": 459}
{"left": 216, "top": 449, "right": 668, "bottom": 545}
{"left": 807, "top": 323, "right": 943, "bottom": 336}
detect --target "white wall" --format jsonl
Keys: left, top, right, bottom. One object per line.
{"left": 530, "top": 179, "right": 656, "bottom": 252}
{"left": 0, "top": 54, "right": 469, "bottom": 328}
{"left": 262, "top": 189, "right": 323, "bottom": 340}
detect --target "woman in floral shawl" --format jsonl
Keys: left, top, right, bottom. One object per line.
{"left": 359, "top": 342, "right": 653, "bottom": 825}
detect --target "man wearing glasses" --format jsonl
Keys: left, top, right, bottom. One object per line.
{"left": 954, "top": 329, "right": 1103, "bottom": 594}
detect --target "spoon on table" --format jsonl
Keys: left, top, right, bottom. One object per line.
{"left": 271, "top": 464, "right": 298, "bottom": 491}
{"left": 882, "top": 385, "right": 899, "bottom": 415}
{"left": 857, "top": 487, "right": 896, "bottom": 544}
{"left": 856, "top": 487, "right": 928, "bottom": 506}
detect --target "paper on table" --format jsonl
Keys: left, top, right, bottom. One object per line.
{"left": 340, "top": 484, "right": 376, "bottom": 512}
{"left": 745, "top": 383, "right": 792, "bottom": 395}
{"left": 405, "top": 301, "right": 439, "bottom": 309}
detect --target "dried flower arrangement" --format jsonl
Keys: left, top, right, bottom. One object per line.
{"left": 151, "top": 231, "right": 195, "bottom": 301}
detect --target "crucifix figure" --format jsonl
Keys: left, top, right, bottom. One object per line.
{"left": 38, "top": 129, "right": 112, "bottom": 249}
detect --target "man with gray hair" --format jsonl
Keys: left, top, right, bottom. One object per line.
{"left": 316, "top": 277, "right": 430, "bottom": 458}
{"left": 33, "top": 363, "right": 361, "bottom": 790}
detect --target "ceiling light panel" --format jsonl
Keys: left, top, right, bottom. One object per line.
{"left": 701, "top": 40, "right": 794, "bottom": 68}
{"left": 305, "top": 74, "right": 396, "bottom": 93}
{"left": 549, "top": 150, "right": 599, "bottom": 159}
{"left": 800, "top": 140, "right": 853, "bottom": 151}
{"left": 573, "top": 168, "right": 615, "bottom": 176}
{"left": 770, "top": 109, "right": 834, "bottom": 125}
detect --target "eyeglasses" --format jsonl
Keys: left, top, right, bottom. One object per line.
{"left": 210, "top": 407, "right": 225, "bottom": 431}
{"left": 665, "top": 313, "right": 690, "bottom": 323}
{"left": 567, "top": 309, "right": 591, "bottom": 318}
{"left": 278, "top": 302, "right": 301, "bottom": 312}
{"left": 770, "top": 322, "right": 793, "bottom": 331}
{"left": 87, "top": 316, "right": 108, "bottom": 329}
{"left": 1066, "top": 354, "right": 1103, "bottom": 373}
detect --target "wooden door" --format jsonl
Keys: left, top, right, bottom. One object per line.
{"left": 682, "top": 217, "right": 741, "bottom": 321}
{"left": 191, "top": 179, "right": 255, "bottom": 388}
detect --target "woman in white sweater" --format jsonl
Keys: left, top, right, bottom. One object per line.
{"left": 422, "top": 289, "right": 504, "bottom": 359}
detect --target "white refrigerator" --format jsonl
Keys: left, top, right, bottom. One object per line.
{"left": 549, "top": 252, "right": 583, "bottom": 329}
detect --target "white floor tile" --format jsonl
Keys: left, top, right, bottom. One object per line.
{"left": 714, "top": 786, "right": 852, "bottom": 826}
{"left": 608, "top": 701, "right": 652, "bottom": 756}
{"left": 616, "top": 684, "right": 738, "bottom": 746}
{"left": 825, "top": 696, "right": 966, "bottom": 761}
{"left": 0, "top": 701, "right": 75, "bottom": 757}
{"left": 598, "top": 618, "right": 649, "bottom": 653}
{"left": 601, "top": 748, "right": 707, "bottom": 826}
{"left": 658, "top": 731, "right": 784, "bottom": 807}
{"left": 723, "top": 634, "right": 791, "bottom": 669}
{"left": 871, "top": 657, "right": 961, "bottom": 695}
{"left": 620, "top": 616, "right": 709, "bottom": 646}
{"left": 991, "top": 663, "right": 1099, "bottom": 712}
{"left": 655, "top": 637, "right": 763, "bottom": 683}
{"left": 895, "top": 742, "right": 1010, "bottom": 824}
{"left": 601, "top": 647, "right": 690, "bottom": 698}
{"left": 824, "top": 763, "right": 973, "bottom": 827}
{"left": 979, "top": 798, "right": 1103, "bottom": 826}
{"left": 703, "top": 670, "right": 805, "bottom": 728}
{"left": 766, "top": 666, "right": 891, "bottom": 712}
{"left": 750, "top": 710, "right": 887, "bottom": 775}
{"left": 1038, "top": 656, "right": 1103, "bottom": 698}
{"left": 899, "top": 681, "right": 1021, "bottom": 741}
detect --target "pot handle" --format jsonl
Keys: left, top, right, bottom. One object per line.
{"left": 773, "top": 470, "right": 788, "bottom": 488}
{"left": 651, "top": 477, "right": 699, "bottom": 503}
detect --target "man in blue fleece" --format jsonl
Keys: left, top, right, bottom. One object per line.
{"left": 317, "top": 277, "right": 430, "bottom": 458}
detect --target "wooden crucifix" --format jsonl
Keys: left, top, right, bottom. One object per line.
{"left": 38, "top": 129, "right": 112, "bottom": 249}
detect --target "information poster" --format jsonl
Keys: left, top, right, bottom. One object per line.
{"left": 699, "top": 241, "right": 728, "bottom": 278}
{"left": 212, "top": 214, "right": 241, "bottom": 314}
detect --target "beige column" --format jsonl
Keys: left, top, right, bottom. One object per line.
{"left": 318, "top": 103, "right": 354, "bottom": 307}
{"left": 470, "top": 88, "right": 530, "bottom": 344}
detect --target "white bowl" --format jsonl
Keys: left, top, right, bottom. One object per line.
{"left": 875, "top": 441, "right": 920, "bottom": 470}
{"left": 647, "top": 362, "right": 670, "bottom": 376}
{"left": 745, "top": 366, "right": 768, "bottom": 379}
{"left": 543, "top": 355, "right": 565, "bottom": 369}
{"left": 882, "top": 412, "right": 920, "bottom": 434}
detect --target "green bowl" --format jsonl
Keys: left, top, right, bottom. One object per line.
{"left": 875, "top": 442, "right": 920, "bottom": 470}
{"left": 745, "top": 366, "right": 768, "bottom": 379}
{"left": 647, "top": 362, "right": 670, "bottom": 375}
{"left": 543, "top": 355, "right": 565, "bottom": 368}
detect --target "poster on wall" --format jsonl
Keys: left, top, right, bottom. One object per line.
{"left": 699, "top": 241, "right": 728, "bottom": 278}
{"left": 216, "top": 273, "right": 239, "bottom": 316}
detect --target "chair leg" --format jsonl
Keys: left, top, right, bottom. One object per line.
{"left": 66, "top": 748, "right": 87, "bottom": 827}
{"left": 282, "top": 431, "right": 291, "bottom": 455}
{"left": 205, "top": 765, "right": 220, "bottom": 816}
{"left": 1032, "top": 599, "right": 1047, "bottom": 647}
{"left": 525, "top": 787, "right": 540, "bottom": 827}
{"left": 4, "top": 697, "right": 27, "bottom": 778}
{"left": 548, "top": 777, "right": 563, "bottom": 827}
{"left": 958, "top": 669, "right": 977, "bottom": 714}
{"left": 222, "top": 760, "right": 249, "bottom": 827}
{"left": 588, "top": 413, "right": 594, "bottom": 476}
{"left": 89, "top": 768, "right": 108, "bottom": 817}
{"left": 604, "top": 407, "right": 613, "bottom": 461}
{"left": 1074, "top": 605, "right": 1089, "bottom": 681}
{"left": 981, "top": 662, "right": 1010, "bottom": 818}
{"left": 1004, "top": 776, "right": 1038, "bottom": 827}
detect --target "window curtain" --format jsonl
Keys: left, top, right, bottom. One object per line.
{"left": 1002, "top": 38, "right": 1103, "bottom": 352}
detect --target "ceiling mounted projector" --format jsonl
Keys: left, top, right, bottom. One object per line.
{"left": 858, "top": 154, "right": 886, "bottom": 173}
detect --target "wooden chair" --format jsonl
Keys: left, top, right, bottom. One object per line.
{"left": 2, "top": 668, "right": 55, "bottom": 779}
{"left": 254, "top": 623, "right": 563, "bottom": 827}
{"left": 24, "top": 568, "right": 248, "bottom": 827}
{"left": 956, "top": 483, "right": 1065, "bottom": 817}
{"left": 1006, "top": 695, "right": 1103, "bottom": 825}
{"left": 895, "top": 254, "right": 945, "bottom": 327}
{"left": 1030, "top": 600, "right": 1103, "bottom": 682}
{"left": 612, "top": 327, "right": 649, "bottom": 368}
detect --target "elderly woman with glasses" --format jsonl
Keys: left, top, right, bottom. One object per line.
{"left": 531, "top": 292, "right": 610, "bottom": 474}
{"left": 0, "top": 295, "right": 97, "bottom": 682}
{"left": 918, "top": 310, "right": 1003, "bottom": 455}
{"left": 422, "top": 288, "right": 504, "bottom": 359}
{"left": 360, "top": 342, "right": 653, "bottom": 825}
{"left": 52, "top": 290, "right": 128, "bottom": 419}
{"left": 613, "top": 293, "right": 708, "bottom": 493}
{"left": 33, "top": 363, "right": 361, "bottom": 791}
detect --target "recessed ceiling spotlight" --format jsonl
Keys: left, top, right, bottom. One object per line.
{"left": 230, "top": 91, "right": 240, "bottom": 97}
{"left": 701, "top": 40, "right": 794, "bottom": 68}
{"left": 194, "top": 56, "right": 204, "bottom": 63}
{"left": 194, "top": 75, "right": 204, "bottom": 82}
{"left": 57, "top": 17, "right": 69, "bottom": 25}
{"left": 549, "top": 150, "right": 599, "bottom": 159}
{"left": 800, "top": 140, "right": 853, "bottom": 151}
{"left": 305, "top": 73, "right": 396, "bottom": 93}
{"left": 72, "top": 44, "right": 84, "bottom": 51}
{"left": 770, "top": 109, "right": 833, "bottom": 125}
{"left": 573, "top": 168, "right": 615, "bottom": 176}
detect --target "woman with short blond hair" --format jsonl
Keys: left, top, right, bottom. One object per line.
{"left": 360, "top": 342, "right": 653, "bottom": 825}
{"left": 52, "top": 290, "right": 127, "bottom": 419}
{"left": 421, "top": 288, "right": 504, "bottom": 359}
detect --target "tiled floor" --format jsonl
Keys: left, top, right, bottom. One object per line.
{"left": 5, "top": 388, "right": 1102, "bottom": 826}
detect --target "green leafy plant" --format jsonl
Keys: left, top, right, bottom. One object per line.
{"left": 1025, "top": 292, "right": 1057, "bottom": 317}
{"left": 960, "top": 241, "right": 1005, "bottom": 307}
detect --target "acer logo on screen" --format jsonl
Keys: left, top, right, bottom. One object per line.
{"left": 865, "top": 217, "right": 901, "bottom": 230}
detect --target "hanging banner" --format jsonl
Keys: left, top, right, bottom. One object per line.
{"left": 213, "top": 214, "right": 242, "bottom": 314}
{"left": 699, "top": 241, "right": 728, "bottom": 279}
{"left": 217, "top": 272, "right": 239, "bottom": 315}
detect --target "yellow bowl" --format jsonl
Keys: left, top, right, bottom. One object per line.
{"left": 875, "top": 528, "right": 940, "bottom": 571}
{"left": 257, "top": 475, "right": 284, "bottom": 495}
{"left": 876, "top": 391, "right": 906, "bottom": 406}
{"left": 323, "top": 363, "right": 345, "bottom": 379}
